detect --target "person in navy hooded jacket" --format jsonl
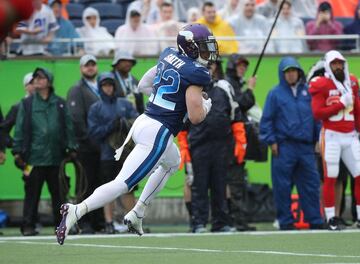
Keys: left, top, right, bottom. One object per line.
{"left": 259, "top": 56, "right": 324, "bottom": 230}
{"left": 87, "top": 72, "right": 138, "bottom": 234}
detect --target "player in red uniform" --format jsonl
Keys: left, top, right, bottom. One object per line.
{"left": 309, "top": 50, "right": 360, "bottom": 230}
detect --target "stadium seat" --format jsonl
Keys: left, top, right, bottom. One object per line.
{"left": 301, "top": 17, "right": 313, "bottom": 26}
{"left": 66, "top": 3, "right": 84, "bottom": 19}
{"left": 115, "top": 0, "right": 133, "bottom": 3}
{"left": 89, "top": 3, "right": 125, "bottom": 19}
{"left": 101, "top": 19, "right": 125, "bottom": 35}
{"left": 117, "top": 0, "right": 132, "bottom": 11}
{"left": 336, "top": 17, "right": 353, "bottom": 28}
{"left": 71, "top": 19, "right": 83, "bottom": 28}
{"left": 9, "top": 41, "right": 20, "bottom": 54}
{"left": 79, "top": 0, "right": 112, "bottom": 5}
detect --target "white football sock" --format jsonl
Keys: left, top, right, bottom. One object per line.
{"left": 133, "top": 201, "right": 147, "bottom": 218}
{"left": 76, "top": 202, "right": 88, "bottom": 219}
{"left": 138, "top": 165, "right": 173, "bottom": 209}
{"left": 80, "top": 177, "right": 128, "bottom": 213}
{"left": 324, "top": 207, "right": 335, "bottom": 221}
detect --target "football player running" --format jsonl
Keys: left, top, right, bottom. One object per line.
{"left": 309, "top": 50, "right": 360, "bottom": 230}
{"left": 56, "top": 24, "right": 218, "bottom": 244}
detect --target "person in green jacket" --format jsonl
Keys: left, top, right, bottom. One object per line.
{"left": 12, "top": 67, "right": 77, "bottom": 236}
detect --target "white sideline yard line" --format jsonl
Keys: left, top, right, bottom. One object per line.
{"left": 6, "top": 241, "right": 360, "bottom": 259}
{"left": 0, "top": 229, "right": 359, "bottom": 241}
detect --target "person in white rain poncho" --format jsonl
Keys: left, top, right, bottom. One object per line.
{"left": 77, "top": 7, "right": 115, "bottom": 56}
{"left": 115, "top": 9, "right": 159, "bottom": 56}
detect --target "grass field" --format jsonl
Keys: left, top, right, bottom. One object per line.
{"left": 0, "top": 227, "right": 360, "bottom": 264}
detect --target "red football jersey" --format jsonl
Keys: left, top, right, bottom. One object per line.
{"left": 309, "top": 75, "right": 360, "bottom": 133}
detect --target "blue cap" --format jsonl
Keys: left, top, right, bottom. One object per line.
{"left": 98, "top": 72, "right": 115, "bottom": 85}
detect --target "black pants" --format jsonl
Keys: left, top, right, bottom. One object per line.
{"left": 190, "top": 141, "right": 231, "bottom": 231}
{"left": 227, "top": 161, "right": 249, "bottom": 227}
{"left": 22, "top": 166, "right": 63, "bottom": 229}
{"left": 78, "top": 151, "right": 104, "bottom": 231}
{"left": 101, "top": 160, "right": 122, "bottom": 184}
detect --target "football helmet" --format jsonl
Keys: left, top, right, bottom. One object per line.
{"left": 177, "top": 23, "right": 219, "bottom": 66}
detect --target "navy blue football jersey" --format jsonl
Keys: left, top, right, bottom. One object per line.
{"left": 145, "top": 47, "right": 211, "bottom": 135}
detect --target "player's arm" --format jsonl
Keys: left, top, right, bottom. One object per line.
{"left": 185, "top": 85, "right": 211, "bottom": 125}
{"left": 309, "top": 79, "right": 345, "bottom": 120}
{"left": 311, "top": 92, "right": 345, "bottom": 120}
{"left": 138, "top": 65, "right": 157, "bottom": 96}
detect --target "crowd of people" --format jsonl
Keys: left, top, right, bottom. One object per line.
{"left": 1, "top": 0, "right": 360, "bottom": 238}
{"left": 2, "top": 0, "right": 360, "bottom": 57}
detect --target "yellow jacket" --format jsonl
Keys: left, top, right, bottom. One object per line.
{"left": 196, "top": 15, "right": 238, "bottom": 55}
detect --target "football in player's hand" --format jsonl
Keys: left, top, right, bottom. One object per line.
{"left": 202, "top": 92, "right": 209, "bottom": 100}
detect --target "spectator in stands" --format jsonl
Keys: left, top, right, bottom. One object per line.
{"left": 87, "top": 72, "right": 138, "bottom": 234}
{"left": 257, "top": 0, "right": 279, "bottom": 18}
{"left": 77, "top": 7, "right": 114, "bottom": 56}
{"left": 147, "top": 0, "right": 167, "bottom": 24}
{"left": 197, "top": 1, "right": 238, "bottom": 55}
{"left": 228, "top": 0, "right": 270, "bottom": 54}
{"left": 218, "top": 0, "right": 242, "bottom": 19}
{"left": 343, "top": 4, "right": 360, "bottom": 50}
{"left": 126, "top": 0, "right": 153, "bottom": 24}
{"left": 48, "top": 0, "right": 82, "bottom": 56}
{"left": 187, "top": 7, "right": 201, "bottom": 23}
{"left": 305, "top": 1, "right": 343, "bottom": 52}
{"left": 111, "top": 51, "right": 144, "bottom": 114}
{"left": 15, "top": 0, "right": 59, "bottom": 56}
{"left": 259, "top": 57, "right": 324, "bottom": 230}
{"left": 173, "top": 0, "right": 205, "bottom": 22}
{"left": 115, "top": 9, "right": 159, "bottom": 56}
{"left": 12, "top": 67, "right": 77, "bottom": 236}
{"left": 0, "top": 73, "right": 35, "bottom": 150}
{"left": 271, "top": 0, "right": 306, "bottom": 53}
{"left": 67, "top": 54, "right": 103, "bottom": 234}
{"left": 152, "top": 1, "right": 184, "bottom": 51}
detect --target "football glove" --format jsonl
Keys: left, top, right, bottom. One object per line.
{"left": 340, "top": 92, "right": 353, "bottom": 108}
{"left": 202, "top": 97, "right": 212, "bottom": 115}
{"left": 232, "top": 122, "right": 247, "bottom": 164}
{"left": 177, "top": 131, "right": 191, "bottom": 170}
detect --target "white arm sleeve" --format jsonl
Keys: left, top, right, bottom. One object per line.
{"left": 138, "top": 65, "right": 157, "bottom": 96}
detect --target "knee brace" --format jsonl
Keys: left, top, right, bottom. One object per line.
{"left": 324, "top": 142, "right": 341, "bottom": 178}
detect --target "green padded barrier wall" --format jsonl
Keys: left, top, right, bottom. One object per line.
{"left": 1, "top": 55, "right": 359, "bottom": 199}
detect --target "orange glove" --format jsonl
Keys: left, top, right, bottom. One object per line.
{"left": 232, "top": 122, "right": 247, "bottom": 164}
{"left": 177, "top": 131, "right": 191, "bottom": 169}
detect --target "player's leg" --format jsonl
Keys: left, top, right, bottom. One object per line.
{"left": 321, "top": 130, "right": 341, "bottom": 227}
{"left": 56, "top": 115, "right": 169, "bottom": 243}
{"left": 124, "top": 140, "right": 179, "bottom": 235}
{"left": 340, "top": 133, "right": 360, "bottom": 224}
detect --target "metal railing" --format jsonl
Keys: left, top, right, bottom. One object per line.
{"left": 5, "top": 34, "right": 360, "bottom": 57}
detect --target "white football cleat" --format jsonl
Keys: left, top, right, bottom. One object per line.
{"left": 124, "top": 210, "right": 144, "bottom": 236}
{"left": 56, "top": 204, "right": 79, "bottom": 245}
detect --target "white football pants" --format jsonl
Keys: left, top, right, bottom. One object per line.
{"left": 320, "top": 129, "right": 360, "bottom": 178}
{"left": 83, "top": 114, "right": 180, "bottom": 211}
